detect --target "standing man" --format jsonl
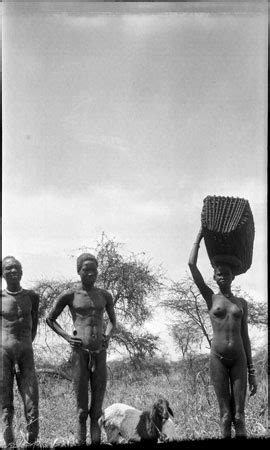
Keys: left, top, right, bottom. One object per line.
{"left": 1, "top": 256, "right": 40, "bottom": 447}
{"left": 46, "top": 253, "right": 117, "bottom": 445}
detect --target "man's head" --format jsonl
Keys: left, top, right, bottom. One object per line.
{"left": 213, "top": 263, "right": 234, "bottom": 288}
{"left": 2, "top": 256, "right": 23, "bottom": 288}
{"left": 77, "top": 253, "right": 98, "bottom": 288}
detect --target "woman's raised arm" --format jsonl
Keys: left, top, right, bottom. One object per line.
{"left": 188, "top": 227, "right": 214, "bottom": 310}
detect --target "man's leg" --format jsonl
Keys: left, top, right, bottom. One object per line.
{"left": 89, "top": 350, "right": 107, "bottom": 444}
{"left": 210, "top": 353, "right": 232, "bottom": 438}
{"left": 16, "top": 350, "right": 39, "bottom": 444}
{"left": 1, "top": 350, "right": 16, "bottom": 446}
{"left": 72, "top": 349, "right": 89, "bottom": 445}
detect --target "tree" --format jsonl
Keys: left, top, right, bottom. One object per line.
{"left": 163, "top": 274, "right": 267, "bottom": 357}
{"left": 35, "top": 234, "right": 163, "bottom": 362}
{"left": 170, "top": 321, "right": 203, "bottom": 359}
{"left": 232, "top": 286, "right": 267, "bottom": 326}
{"left": 163, "top": 276, "right": 212, "bottom": 357}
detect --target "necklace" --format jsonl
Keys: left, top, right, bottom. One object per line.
{"left": 224, "top": 292, "right": 233, "bottom": 299}
{"left": 6, "top": 288, "right": 23, "bottom": 295}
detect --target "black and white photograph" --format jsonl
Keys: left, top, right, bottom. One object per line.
{"left": 1, "top": 0, "right": 268, "bottom": 447}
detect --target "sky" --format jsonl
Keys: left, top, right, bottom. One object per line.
{"left": 2, "top": 1, "right": 268, "bottom": 357}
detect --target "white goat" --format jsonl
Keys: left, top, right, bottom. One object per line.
{"left": 99, "top": 398, "right": 176, "bottom": 444}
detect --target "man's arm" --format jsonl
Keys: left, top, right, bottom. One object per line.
{"left": 103, "top": 291, "right": 117, "bottom": 348}
{"left": 241, "top": 299, "right": 257, "bottom": 396}
{"left": 188, "top": 227, "right": 214, "bottom": 310}
{"left": 46, "top": 290, "right": 82, "bottom": 348}
{"left": 31, "top": 291, "right": 40, "bottom": 342}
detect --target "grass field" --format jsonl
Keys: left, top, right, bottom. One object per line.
{"left": 8, "top": 350, "right": 268, "bottom": 447}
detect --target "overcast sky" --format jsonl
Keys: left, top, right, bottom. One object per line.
{"left": 2, "top": 0, "right": 267, "bottom": 318}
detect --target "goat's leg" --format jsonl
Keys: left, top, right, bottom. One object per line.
{"left": 104, "top": 422, "right": 123, "bottom": 444}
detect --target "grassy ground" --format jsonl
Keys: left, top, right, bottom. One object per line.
{"left": 8, "top": 351, "right": 268, "bottom": 447}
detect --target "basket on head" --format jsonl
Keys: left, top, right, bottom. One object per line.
{"left": 201, "top": 196, "right": 255, "bottom": 275}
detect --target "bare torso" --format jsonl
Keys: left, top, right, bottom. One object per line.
{"left": 1, "top": 290, "right": 34, "bottom": 353}
{"left": 209, "top": 293, "right": 245, "bottom": 359}
{"left": 188, "top": 233, "right": 256, "bottom": 438}
{"left": 68, "top": 287, "right": 107, "bottom": 352}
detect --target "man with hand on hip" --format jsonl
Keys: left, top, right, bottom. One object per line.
{"left": 46, "top": 253, "right": 117, "bottom": 445}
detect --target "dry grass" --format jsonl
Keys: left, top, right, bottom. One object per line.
{"left": 9, "top": 353, "right": 268, "bottom": 447}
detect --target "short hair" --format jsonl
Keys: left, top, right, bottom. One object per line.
{"left": 76, "top": 253, "right": 98, "bottom": 272}
{"left": 2, "top": 256, "right": 22, "bottom": 275}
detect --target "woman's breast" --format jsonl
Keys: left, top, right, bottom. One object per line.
{"left": 211, "top": 299, "right": 243, "bottom": 321}
{"left": 211, "top": 305, "right": 227, "bottom": 319}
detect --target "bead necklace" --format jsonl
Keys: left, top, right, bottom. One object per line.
{"left": 6, "top": 288, "right": 23, "bottom": 295}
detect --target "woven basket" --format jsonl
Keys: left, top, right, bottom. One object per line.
{"left": 201, "top": 196, "right": 255, "bottom": 275}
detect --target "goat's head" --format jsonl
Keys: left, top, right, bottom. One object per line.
{"left": 152, "top": 398, "right": 174, "bottom": 424}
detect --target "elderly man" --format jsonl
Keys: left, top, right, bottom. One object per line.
{"left": 1, "top": 256, "right": 39, "bottom": 447}
{"left": 46, "top": 253, "right": 117, "bottom": 445}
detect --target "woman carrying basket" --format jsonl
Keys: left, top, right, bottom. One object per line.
{"left": 188, "top": 227, "right": 257, "bottom": 439}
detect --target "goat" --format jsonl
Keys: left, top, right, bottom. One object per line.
{"left": 99, "top": 398, "right": 176, "bottom": 444}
